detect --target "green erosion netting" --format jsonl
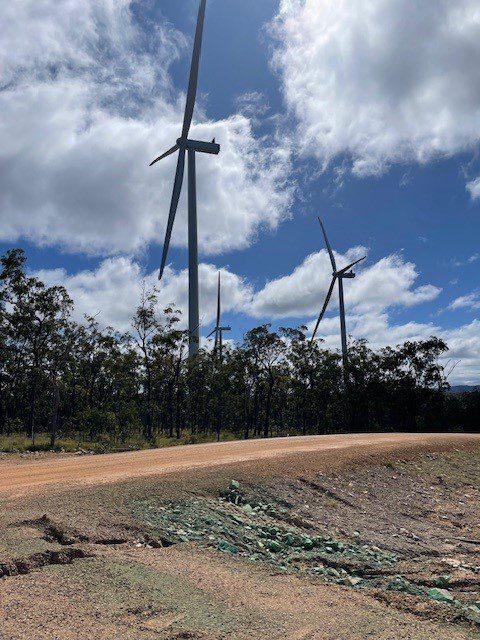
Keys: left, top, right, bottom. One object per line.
{"left": 129, "top": 481, "right": 480, "bottom": 626}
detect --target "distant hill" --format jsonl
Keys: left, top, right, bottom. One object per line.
{"left": 449, "top": 385, "right": 480, "bottom": 394}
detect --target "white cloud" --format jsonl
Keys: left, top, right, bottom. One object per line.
{"left": 35, "top": 250, "right": 478, "bottom": 384}
{"left": 0, "top": 0, "right": 293, "bottom": 257}
{"left": 449, "top": 291, "right": 480, "bottom": 311}
{"left": 235, "top": 92, "right": 270, "bottom": 119}
{"left": 272, "top": 0, "right": 480, "bottom": 177}
{"left": 306, "top": 313, "right": 480, "bottom": 385}
{"left": 248, "top": 248, "right": 480, "bottom": 384}
{"left": 440, "top": 320, "right": 480, "bottom": 384}
{"left": 451, "top": 252, "right": 480, "bottom": 268}
{"left": 249, "top": 249, "right": 441, "bottom": 318}
{"left": 36, "top": 258, "right": 252, "bottom": 333}
{"left": 467, "top": 177, "right": 480, "bottom": 200}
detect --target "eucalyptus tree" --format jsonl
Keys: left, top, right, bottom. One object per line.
{"left": 151, "top": 307, "right": 188, "bottom": 438}
{"left": 131, "top": 287, "right": 162, "bottom": 441}
{"left": 243, "top": 325, "right": 288, "bottom": 438}
{"left": 1, "top": 251, "right": 73, "bottom": 444}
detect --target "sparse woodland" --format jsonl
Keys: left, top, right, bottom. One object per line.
{"left": 1, "top": 249, "right": 478, "bottom": 451}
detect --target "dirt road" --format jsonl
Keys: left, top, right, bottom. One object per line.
{"left": 1, "top": 432, "right": 479, "bottom": 497}
{"left": 2, "top": 434, "right": 480, "bottom": 639}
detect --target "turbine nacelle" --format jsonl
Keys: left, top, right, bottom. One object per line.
{"left": 150, "top": 138, "right": 220, "bottom": 167}
{"left": 336, "top": 257, "right": 366, "bottom": 279}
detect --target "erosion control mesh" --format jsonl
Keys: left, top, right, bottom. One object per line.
{"left": 129, "top": 480, "right": 480, "bottom": 626}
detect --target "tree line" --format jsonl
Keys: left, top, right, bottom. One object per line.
{"left": 0, "top": 249, "right": 478, "bottom": 450}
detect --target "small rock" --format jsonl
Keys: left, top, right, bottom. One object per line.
{"left": 218, "top": 540, "right": 238, "bottom": 554}
{"left": 428, "top": 588, "right": 454, "bottom": 603}
{"left": 435, "top": 575, "right": 451, "bottom": 588}
{"left": 441, "top": 558, "right": 461, "bottom": 569}
{"left": 302, "top": 537, "right": 314, "bottom": 550}
{"left": 465, "top": 605, "right": 480, "bottom": 624}
{"left": 266, "top": 540, "right": 282, "bottom": 553}
{"left": 283, "top": 533, "right": 296, "bottom": 547}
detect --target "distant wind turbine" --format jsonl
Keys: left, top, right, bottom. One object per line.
{"left": 150, "top": 0, "right": 219, "bottom": 358}
{"left": 207, "top": 273, "right": 231, "bottom": 357}
{"left": 311, "top": 217, "right": 366, "bottom": 371}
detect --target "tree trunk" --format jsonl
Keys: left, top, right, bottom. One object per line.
{"left": 175, "top": 385, "right": 182, "bottom": 440}
{"left": 50, "top": 379, "right": 60, "bottom": 449}
{"left": 243, "top": 397, "right": 250, "bottom": 440}
{"left": 0, "top": 387, "right": 5, "bottom": 435}
{"left": 144, "top": 363, "right": 153, "bottom": 441}
{"left": 264, "top": 376, "right": 274, "bottom": 439}
{"left": 167, "top": 382, "right": 174, "bottom": 438}
{"left": 28, "top": 373, "right": 37, "bottom": 446}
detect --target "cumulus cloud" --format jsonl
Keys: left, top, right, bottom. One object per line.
{"left": 249, "top": 249, "right": 441, "bottom": 318}
{"left": 0, "top": 0, "right": 293, "bottom": 256}
{"left": 306, "top": 313, "right": 480, "bottom": 385}
{"left": 449, "top": 291, "right": 480, "bottom": 311}
{"left": 272, "top": 0, "right": 480, "bottom": 177}
{"left": 36, "top": 258, "right": 252, "bottom": 333}
{"left": 36, "top": 250, "right": 478, "bottom": 384}
{"left": 248, "top": 248, "right": 480, "bottom": 383}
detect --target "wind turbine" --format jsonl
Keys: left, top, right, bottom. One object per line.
{"left": 150, "top": 0, "right": 219, "bottom": 358}
{"left": 311, "top": 217, "right": 366, "bottom": 371}
{"left": 207, "top": 272, "right": 231, "bottom": 357}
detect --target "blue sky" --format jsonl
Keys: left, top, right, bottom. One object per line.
{"left": 0, "top": 0, "right": 479, "bottom": 383}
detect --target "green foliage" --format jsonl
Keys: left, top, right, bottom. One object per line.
{"left": 0, "top": 248, "right": 478, "bottom": 450}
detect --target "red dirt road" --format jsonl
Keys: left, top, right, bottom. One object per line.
{"left": 1, "top": 433, "right": 479, "bottom": 498}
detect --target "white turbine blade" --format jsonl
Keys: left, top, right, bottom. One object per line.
{"left": 149, "top": 144, "right": 179, "bottom": 167}
{"left": 318, "top": 217, "right": 337, "bottom": 272}
{"left": 182, "top": 0, "right": 207, "bottom": 140}
{"left": 311, "top": 277, "right": 336, "bottom": 343}
{"left": 159, "top": 148, "right": 186, "bottom": 281}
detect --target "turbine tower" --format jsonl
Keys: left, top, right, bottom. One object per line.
{"left": 150, "top": 0, "right": 219, "bottom": 358}
{"left": 311, "top": 217, "right": 366, "bottom": 371}
{"left": 207, "top": 273, "right": 231, "bottom": 357}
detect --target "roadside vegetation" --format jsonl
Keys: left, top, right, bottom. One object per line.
{"left": 0, "top": 431, "right": 237, "bottom": 454}
{"left": 1, "top": 248, "right": 479, "bottom": 452}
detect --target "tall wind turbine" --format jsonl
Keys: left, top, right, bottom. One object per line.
{"left": 150, "top": 0, "right": 219, "bottom": 358}
{"left": 207, "top": 273, "right": 231, "bottom": 357}
{"left": 311, "top": 217, "right": 366, "bottom": 371}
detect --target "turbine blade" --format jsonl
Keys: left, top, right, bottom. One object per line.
{"left": 182, "top": 0, "right": 207, "bottom": 140}
{"left": 338, "top": 256, "right": 366, "bottom": 274}
{"left": 158, "top": 148, "right": 186, "bottom": 281}
{"left": 216, "top": 272, "right": 221, "bottom": 329}
{"left": 318, "top": 217, "right": 337, "bottom": 272}
{"left": 311, "top": 277, "right": 336, "bottom": 343}
{"left": 149, "top": 144, "right": 179, "bottom": 167}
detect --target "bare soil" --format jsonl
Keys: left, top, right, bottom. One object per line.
{"left": 0, "top": 433, "right": 479, "bottom": 639}
{"left": 1, "top": 432, "right": 479, "bottom": 497}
